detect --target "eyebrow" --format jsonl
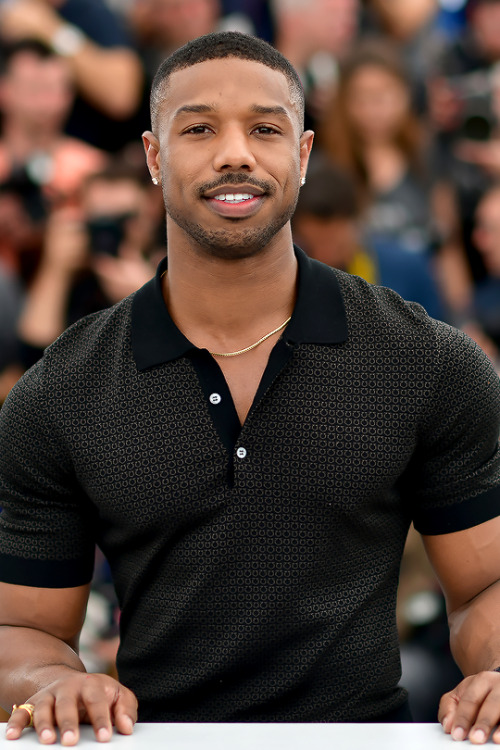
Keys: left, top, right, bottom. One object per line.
{"left": 173, "top": 104, "right": 216, "bottom": 119}
{"left": 172, "top": 103, "right": 292, "bottom": 120}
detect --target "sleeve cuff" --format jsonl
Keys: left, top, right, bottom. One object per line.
{"left": 414, "top": 486, "right": 500, "bottom": 535}
{"left": 0, "top": 551, "right": 94, "bottom": 588}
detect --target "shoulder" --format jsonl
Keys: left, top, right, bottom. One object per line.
{"left": 332, "top": 269, "right": 498, "bottom": 388}
{"left": 45, "top": 295, "right": 133, "bottom": 369}
{"left": 333, "top": 268, "right": 437, "bottom": 334}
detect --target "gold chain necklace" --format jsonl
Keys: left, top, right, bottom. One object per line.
{"left": 209, "top": 316, "right": 292, "bottom": 357}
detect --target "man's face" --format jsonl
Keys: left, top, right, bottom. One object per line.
{"left": 0, "top": 51, "right": 73, "bottom": 131}
{"left": 144, "top": 57, "right": 313, "bottom": 260}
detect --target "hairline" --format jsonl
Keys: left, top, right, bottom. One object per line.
{"left": 152, "top": 59, "right": 303, "bottom": 135}
{"left": 150, "top": 34, "right": 305, "bottom": 136}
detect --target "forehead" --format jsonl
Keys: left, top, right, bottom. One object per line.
{"left": 158, "top": 57, "right": 299, "bottom": 129}
{"left": 7, "top": 51, "right": 69, "bottom": 81}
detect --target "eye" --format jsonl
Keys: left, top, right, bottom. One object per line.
{"left": 182, "top": 124, "right": 213, "bottom": 135}
{"left": 252, "top": 125, "right": 281, "bottom": 136}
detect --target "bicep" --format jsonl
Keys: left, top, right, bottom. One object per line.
{"left": 423, "top": 515, "right": 500, "bottom": 614}
{"left": 0, "top": 581, "right": 91, "bottom": 649}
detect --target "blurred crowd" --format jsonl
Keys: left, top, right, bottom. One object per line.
{"left": 0, "top": 0, "right": 499, "bottom": 722}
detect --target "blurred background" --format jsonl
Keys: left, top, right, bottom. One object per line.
{"left": 0, "top": 0, "right": 498, "bottom": 723}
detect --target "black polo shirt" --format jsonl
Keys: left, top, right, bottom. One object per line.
{"left": 1, "top": 246, "right": 500, "bottom": 723}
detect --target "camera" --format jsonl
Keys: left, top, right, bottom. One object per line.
{"left": 86, "top": 213, "right": 136, "bottom": 257}
{"left": 447, "top": 68, "right": 498, "bottom": 141}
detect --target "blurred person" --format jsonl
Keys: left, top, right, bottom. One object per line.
{"left": 0, "top": 32, "right": 500, "bottom": 745}
{"left": 128, "top": 0, "right": 252, "bottom": 82}
{"left": 272, "top": 0, "right": 361, "bottom": 126}
{"left": 427, "top": 0, "right": 500, "bottom": 283}
{"left": 16, "top": 161, "right": 159, "bottom": 369}
{"left": 0, "top": 0, "right": 144, "bottom": 152}
{"left": 464, "top": 182, "right": 500, "bottom": 362}
{"left": 292, "top": 159, "right": 447, "bottom": 320}
{"left": 0, "top": 41, "right": 106, "bottom": 211}
{"left": 362, "top": 0, "right": 447, "bottom": 113}
{"left": 316, "top": 38, "right": 472, "bottom": 318}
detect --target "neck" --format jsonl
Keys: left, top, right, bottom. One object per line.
{"left": 162, "top": 227, "right": 298, "bottom": 352}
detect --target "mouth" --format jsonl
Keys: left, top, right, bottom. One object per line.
{"left": 203, "top": 185, "right": 266, "bottom": 218}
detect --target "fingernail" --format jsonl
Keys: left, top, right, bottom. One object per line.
{"left": 6, "top": 727, "right": 17, "bottom": 739}
{"left": 62, "top": 729, "right": 77, "bottom": 745}
{"left": 471, "top": 729, "right": 486, "bottom": 743}
{"left": 40, "top": 729, "right": 53, "bottom": 743}
{"left": 97, "top": 727, "right": 111, "bottom": 742}
{"left": 452, "top": 727, "right": 466, "bottom": 741}
{"left": 442, "top": 716, "right": 450, "bottom": 732}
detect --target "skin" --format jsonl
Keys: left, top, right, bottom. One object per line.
{"left": 0, "top": 0, "right": 142, "bottom": 119}
{"left": 2, "top": 55, "right": 500, "bottom": 745}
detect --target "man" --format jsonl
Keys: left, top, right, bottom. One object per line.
{"left": 0, "top": 0, "right": 144, "bottom": 151}
{"left": 0, "top": 31, "right": 500, "bottom": 746}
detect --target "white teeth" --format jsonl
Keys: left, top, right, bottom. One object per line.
{"left": 213, "top": 193, "right": 254, "bottom": 202}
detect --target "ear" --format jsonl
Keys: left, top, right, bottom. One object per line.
{"left": 142, "top": 131, "right": 161, "bottom": 183}
{"left": 299, "top": 129, "right": 315, "bottom": 180}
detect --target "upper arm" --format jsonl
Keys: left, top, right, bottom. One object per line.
{"left": 423, "top": 515, "right": 500, "bottom": 614}
{"left": 0, "top": 582, "right": 91, "bottom": 650}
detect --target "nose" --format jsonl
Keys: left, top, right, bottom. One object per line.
{"left": 212, "top": 125, "right": 257, "bottom": 172}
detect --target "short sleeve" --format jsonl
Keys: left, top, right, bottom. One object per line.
{"left": 0, "top": 359, "right": 95, "bottom": 587}
{"left": 404, "top": 323, "right": 500, "bottom": 534}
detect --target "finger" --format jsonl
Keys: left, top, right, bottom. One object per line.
{"left": 492, "top": 724, "right": 500, "bottom": 744}
{"left": 450, "top": 683, "right": 493, "bottom": 741}
{"left": 32, "top": 695, "right": 59, "bottom": 745}
{"left": 112, "top": 688, "right": 138, "bottom": 736}
{"left": 79, "top": 675, "right": 114, "bottom": 743}
{"left": 438, "top": 690, "right": 459, "bottom": 733}
{"left": 469, "top": 689, "right": 500, "bottom": 744}
{"left": 5, "top": 705, "right": 33, "bottom": 741}
{"left": 53, "top": 695, "right": 81, "bottom": 747}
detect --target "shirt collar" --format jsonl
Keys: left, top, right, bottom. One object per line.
{"left": 131, "top": 245, "right": 348, "bottom": 371}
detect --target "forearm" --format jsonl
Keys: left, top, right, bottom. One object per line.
{"left": 68, "top": 44, "right": 143, "bottom": 120}
{"left": 449, "top": 579, "right": 500, "bottom": 675}
{"left": 0, "top": 625, "right": 86, "bottom": 713}
{"left": 18, "top": 266, "right": 73, "bottom": 347}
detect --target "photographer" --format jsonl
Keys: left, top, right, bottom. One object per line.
{"left": 427, "top": 0, "right": 500, "bottom": 297}
{"left": 17, "top": 163, "right": 160, "bottom": 369}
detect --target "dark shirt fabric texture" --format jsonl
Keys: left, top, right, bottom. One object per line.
{"left": 1, "top": 247, "right": 500, "bottom": 723}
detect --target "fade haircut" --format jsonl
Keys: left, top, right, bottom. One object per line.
{"left": 150, "top": 31, "right": 305, "bottom": 134}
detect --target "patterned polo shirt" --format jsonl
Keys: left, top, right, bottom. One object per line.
{"left": 1, "top": 246, "right": 500, "bottom": 723}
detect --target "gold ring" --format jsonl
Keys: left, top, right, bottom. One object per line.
{"left": 12, "top": 703, "right": 35, "bottom": 728}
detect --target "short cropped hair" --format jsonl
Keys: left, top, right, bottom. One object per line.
{"left": 150, "top": 31, "right": 305, "bottom": 133}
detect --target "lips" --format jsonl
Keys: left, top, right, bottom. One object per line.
{"left": 203, "top": 185, "right": 265, "bottom": 218}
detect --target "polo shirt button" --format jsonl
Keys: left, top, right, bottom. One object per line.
{"left": 209, "top": 393, "right": 222, "bottom": 405}
{"left": 236, "top": 447, "right": 247, "bottom": 459}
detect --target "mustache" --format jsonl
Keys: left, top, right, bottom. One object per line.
{"left": 197, "top": 174, "right": 274, "bottom": 196}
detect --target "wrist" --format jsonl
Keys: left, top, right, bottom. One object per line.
{"left": 50, "top": 23, "right": 85, "bottom": 57}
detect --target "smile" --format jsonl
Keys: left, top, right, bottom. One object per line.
{"left": 213, "top": 193, "right": 255, "bottom": 203}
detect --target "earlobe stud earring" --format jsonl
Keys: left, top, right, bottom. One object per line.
{"left": 300, "top": 177, "right": 306, "bottom": 187}
{"left": 152, "top": 177, "right": 159, "bottom": 186}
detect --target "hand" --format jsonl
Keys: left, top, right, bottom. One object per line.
{"left": 439, "top": 671, "right": 500, "bottom": 744}
{"left": 454, "top": 138, "right": 500, "bottom": 176}
{"left": 0, "top": 0, "right": 61, "bottom": 45}
{"left": 91, "top": 249, "right": 154, "bottom": 304}
{"left": 5, "top": 671, "right": 138, "bottom": 745}
{"left": 41, "top": 207, "right": 89, "bottom": 276}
